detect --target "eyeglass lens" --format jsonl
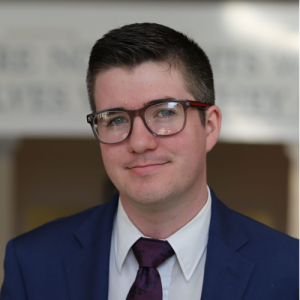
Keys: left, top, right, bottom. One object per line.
{"left": 93, "top": 101, "right": 185, "bottom": 144}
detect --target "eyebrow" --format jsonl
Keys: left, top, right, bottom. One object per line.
{"left": 102, "top": 97, "right": 177, "bottom": 112}
{"left": 145, "top": 97, "right": 176, "bottom": 107}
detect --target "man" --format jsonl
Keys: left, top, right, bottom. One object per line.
{"left": 1, "top": 23, "right": 298, "bottom": 300}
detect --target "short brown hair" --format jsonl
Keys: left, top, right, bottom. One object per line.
{"left": 86, "top": 23, "right": 215, "bottom": 125}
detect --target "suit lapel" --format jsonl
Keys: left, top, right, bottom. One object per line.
{"left": 64, "top": 194, "right": 119, "bottom": 300}
{"left": 62, "top": 190, "right": 255, "bottom": 300}
{"left": 201, "top": 190, "right": 254, "bottom": 300}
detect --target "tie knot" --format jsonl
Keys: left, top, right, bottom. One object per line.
{"left": 132, "top": 237, "right": 174, "bottom": 268}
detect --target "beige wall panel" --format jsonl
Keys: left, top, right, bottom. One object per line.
{"left": 14, "top": 139, "right": 290, "bottom": 236}
{"left": 207, "top": 143, "right": 288, "bottom": 233}
{"left": 15, "top": 139, "right": 115, "bottom": 234}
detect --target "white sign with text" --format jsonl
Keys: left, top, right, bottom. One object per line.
{"left": 0, "top": 3, "right": 298, "bottom": 143}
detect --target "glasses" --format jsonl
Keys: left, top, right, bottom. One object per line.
{"left": 87, "top": 99, "right": 211, "bottom": 144}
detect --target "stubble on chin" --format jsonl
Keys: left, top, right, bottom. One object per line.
{"left": 120, "top": 179, "right": 181, "bottom": 213}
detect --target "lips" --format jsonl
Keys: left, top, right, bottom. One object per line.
{"left": 127, "top": 162, "right": 168, "bottom": 175}
{"left": 129, "top": 162, "right": 165, "bottom": 168}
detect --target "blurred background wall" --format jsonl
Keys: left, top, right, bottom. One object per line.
{"left": 0, "top": 1, "right": 298, "bottom": 284}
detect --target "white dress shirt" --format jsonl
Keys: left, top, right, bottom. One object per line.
{"left": 108, "top": 187, "right": 211, "bottom": 300}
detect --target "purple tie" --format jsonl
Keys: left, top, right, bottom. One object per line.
{"left": 126, "top": 237, "right": 175, "bottom": 300}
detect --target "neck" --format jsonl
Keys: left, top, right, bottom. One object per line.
{"left": 120, "top": 184, "right": 208, "bottom": 239}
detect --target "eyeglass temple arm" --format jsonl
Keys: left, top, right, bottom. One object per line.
{"left": 187, "top": 101, "right": 211, "bottom": 109}
{"left": 87, "top": 114, "right": 94, "bottom": 125}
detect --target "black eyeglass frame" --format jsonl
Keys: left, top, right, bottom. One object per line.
{"left": 86, "top": 99, "right": 211, "bottom": 144}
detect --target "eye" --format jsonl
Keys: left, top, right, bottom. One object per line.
{"left": 156, "top": 109, "right": 176, "bottom": 118}
{"left": 107, "top": 116, "right": 129, "bottom": 126}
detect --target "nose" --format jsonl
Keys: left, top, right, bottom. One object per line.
{"left": 127, "top": 116, "right": 158, "bottom": 153}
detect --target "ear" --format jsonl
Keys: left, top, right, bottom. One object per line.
{"left": 205, "top": 105, "right": 222, "bottom": 153}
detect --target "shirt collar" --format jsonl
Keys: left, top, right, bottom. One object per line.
{"left": 114, "top": 199, "right": 144, "bottom": 272}
{"left": 167, "top": 186, "right": 211, "bottom": 280}
{"left": 114, "top": 187, "right": 211, "bottom": 280}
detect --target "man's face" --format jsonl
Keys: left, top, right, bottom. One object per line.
{"left": 94, "top": 62, "right": 213, "bottom": 211}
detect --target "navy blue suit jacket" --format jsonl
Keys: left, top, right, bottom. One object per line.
{"left": 1, "top": 190, "right": 299, "bottom": 300}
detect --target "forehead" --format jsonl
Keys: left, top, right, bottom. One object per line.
{"left": 93, "top": 62, "right": 193, "bottom": 111}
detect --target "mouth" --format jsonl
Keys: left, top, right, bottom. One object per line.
{"left": 127, "top": 162, "right": 169, "bottom": 175}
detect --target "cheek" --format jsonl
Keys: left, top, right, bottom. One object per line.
{"left": 100, "top": 144, "right": 127, "bottom": 172}
{"left": 167, "top": 123, "right": 204, "bottom": 153}
{"left": 100, "top": 145, "right": 116, "bottom": 169}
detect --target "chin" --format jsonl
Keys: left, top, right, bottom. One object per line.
{"left": 124, "top": 185, "right": 178, "bottom": 207}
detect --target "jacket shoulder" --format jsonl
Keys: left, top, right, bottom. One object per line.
{"left": 210, "top": 190, "right": 298, "bottom": 250}
{"left": 12, "top": 205, "right": 103, "bottom": 255}
{"left": 233, "top": 209, "right": 298, "bottom": 248}
{"left": 210, "top": 190, "right": 298, "bottom": 272}
{"left": 229, "top": 206, "right": 299, "bottom": 281}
